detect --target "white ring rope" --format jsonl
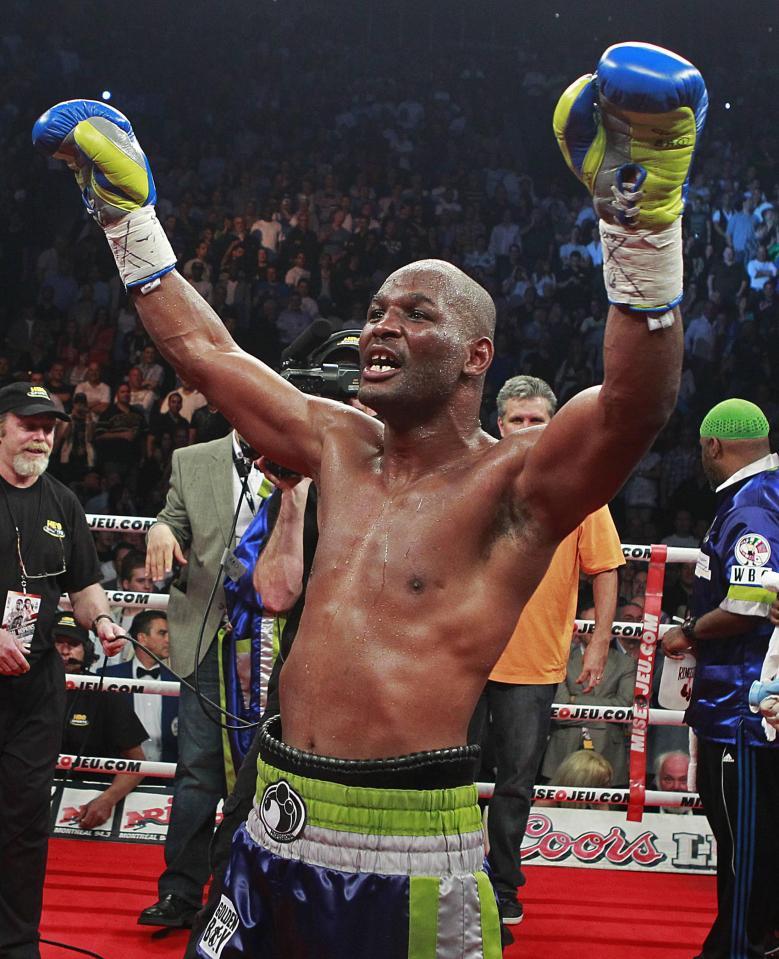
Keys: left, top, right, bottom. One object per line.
{"left": 477, "top": 782, "right": 703, "bottom": 807}
{"left": 551, "top": 705, "right": 685, "bottom": 725}
{"left": 57, "top": 753, "right": 175, "bottom": 778}
{"left": 63, "top": 673, "right": 688, "bottom": 735}
{"left": 61, "top": 675, "right": 688, "bottom": 726}
{"left": 65, "top": 673, "right": 180, "bottom": 696}
{"left": 575, "top": 619, "right": 675, "bottom": 637}
{"left": 59, "top": 591, "right": 169, "bottom": 611}
{"left": 83, "top": 515, "right": 701, "bottom": 563}
{"left": 86, "top": 514, "right": 156, "bottom": 533}
{"left": 53, "top": 751, "right": 701, "bottom": 807}
{"left": 621, "top": 543, "right": 698, "bottom": 563}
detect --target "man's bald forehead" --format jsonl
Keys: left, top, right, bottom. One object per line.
{"left": 379, "top": 259, "right": 495, "bottom": 337}
{"left": 382, "top": 259, "right": 478, "bottom": 296}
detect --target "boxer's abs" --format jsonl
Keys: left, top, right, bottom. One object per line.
{"left": 278, "top": 549, "right": 540, "bottom": 759}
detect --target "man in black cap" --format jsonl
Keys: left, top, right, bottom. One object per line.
{"left": 55, "top": 611, "right": 148, "bottom": 830}
{"left": 0, "top": 382, "right": 126, "bottom": 959}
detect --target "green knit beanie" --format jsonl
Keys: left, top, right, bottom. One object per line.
{"left": 699, "top": 398, "right": 770, "bottom": 440}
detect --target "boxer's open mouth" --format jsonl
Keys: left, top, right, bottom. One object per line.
{"left": 363, "top": 348, "right": 402, "bottom": 380}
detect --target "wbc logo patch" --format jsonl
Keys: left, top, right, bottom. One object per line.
{"left": 259, "top": 779, "right": 306, "bottom": 843}
{"left": 734, "top": 533, "right": 771, "bottom": 567}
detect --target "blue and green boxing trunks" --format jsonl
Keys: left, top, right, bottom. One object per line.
{"left": 196, "top": 716, "right": 502, "bottom": 959}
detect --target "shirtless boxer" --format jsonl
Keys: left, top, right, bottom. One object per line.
{"left": 35, "top": 41, "right": 706, "bottom": 959}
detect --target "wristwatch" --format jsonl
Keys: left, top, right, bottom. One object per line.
{"left": 680, "top": 615, "right": 698, "bottom": 641}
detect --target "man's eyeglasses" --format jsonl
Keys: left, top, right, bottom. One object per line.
{"left": 16, "top": 529, "right": 67, "bottom": 582}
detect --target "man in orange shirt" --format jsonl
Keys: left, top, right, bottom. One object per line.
{"left": 469, "top": 375, "right": 625, "bottom": 927}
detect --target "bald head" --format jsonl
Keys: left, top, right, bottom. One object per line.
{"left": 700, "top": 434, "right": 772, "bottom": 489}
{"left": 379, "top": 259, "right": 496, "bottom": 340}
{"left": 360, "top": 258, "right": 496, "bottom": 421}
{"left": 656, "top": 751, "right": 689, "bottom": 792}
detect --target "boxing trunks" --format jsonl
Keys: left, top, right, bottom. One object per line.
{"left": 197, "top": 716, "right": 501, "bottom": 959}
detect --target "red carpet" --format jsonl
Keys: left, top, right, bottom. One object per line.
{"left": 41, "top": 838, "right": 716, "bottom": 958}
{"left": 41, "top": 840, "right": 190, "bottom": 959}
{"left": 505, "top": 866, "right": 716, "bottom": 959}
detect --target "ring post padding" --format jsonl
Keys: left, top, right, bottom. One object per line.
{"left": 627, "top": 543, "right": 667, "bottom": 822}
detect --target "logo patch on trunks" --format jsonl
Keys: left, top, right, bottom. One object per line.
{"left": 260, "top": 779, "right": 306, "bottom": 843}
{"left": 199, "top": 895, "right": 239, "bottom": 958}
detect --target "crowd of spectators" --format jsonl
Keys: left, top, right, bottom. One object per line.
{"left": 2, "top": 3, "right": 779, "bottom": 794}
{"left": 0, "top": 9, "right": 773, "bottom": 539}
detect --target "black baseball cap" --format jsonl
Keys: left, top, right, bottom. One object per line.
{"left": 0, "top": 382, "right": 70, "bottom": 421}
{"left": 52, "top": 612, "right": 89, "bottom": 644}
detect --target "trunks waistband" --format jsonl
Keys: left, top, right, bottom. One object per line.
{"left": 249, "top": 747, "right": 484, "bottom": 872}
{"left": 258, "top": 714, "right": 479, "bottom": 790}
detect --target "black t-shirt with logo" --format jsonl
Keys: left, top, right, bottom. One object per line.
{"left": 62, "top": 677, "right": 148, "bottom": 778}
{"left": 0, "top": 472, "right": 102, "bottom": 666}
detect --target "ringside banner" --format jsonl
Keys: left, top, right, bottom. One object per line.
{"left": 51, "top": 782, "right": 222, "bottom": 844}
{"left": 522, "top": 808, "right": 716, "bottom": 875}
{"left": 50, "top": 781, "right": 714, "bottom": 874}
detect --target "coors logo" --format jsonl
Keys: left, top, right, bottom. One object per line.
{"left": 523, "top": 813, "right": 665, "bottom": 867}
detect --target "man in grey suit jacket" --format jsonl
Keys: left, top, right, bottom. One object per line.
{"left": 138, "top": 430, "right": 266, "bottom": 928}
{"left": 541, "top": 615, "right": 636, "bottom": 787}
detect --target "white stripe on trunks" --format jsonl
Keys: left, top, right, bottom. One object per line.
{"left": 246, "top": 806, "right": 485, "bottom": 877}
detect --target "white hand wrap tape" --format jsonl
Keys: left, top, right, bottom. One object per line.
{"left": 600, "top": 218, "right": 683, "bottom": 331}
{"left": 103, "top": 207, "right": 176, "bottom": 290}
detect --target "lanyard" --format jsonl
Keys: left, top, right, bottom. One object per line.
{"left": 232, "top": 449, "right": 257, "bottom": 517}
{"left": 1, "top": 477, "right": 44, "bottom": 593}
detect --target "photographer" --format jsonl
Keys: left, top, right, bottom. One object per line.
{"left": 56, "top": 391, "right": 95, "bottom": 484}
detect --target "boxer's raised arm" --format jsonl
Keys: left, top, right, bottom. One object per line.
{"left": 517, "top": 42, "right": 706, "bottom": 540}
{"left": 519, "top": 303, "right": 681, "bottom": 539}
{"left": 32, "top": 99, "right": 337, "bottom": 473}
{"left": 130, "top": 272, "right": 327, "bottom": 474}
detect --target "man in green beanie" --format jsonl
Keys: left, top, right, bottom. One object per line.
{"left": 662, "top": 397, "right": 779, "bottom": 959}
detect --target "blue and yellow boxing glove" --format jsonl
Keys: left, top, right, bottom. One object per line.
{"left": 32, "top": 100, "right": 176, "bottom": 291}
{"left": 554, "top": 43, "right": 708, "bottom": 328}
